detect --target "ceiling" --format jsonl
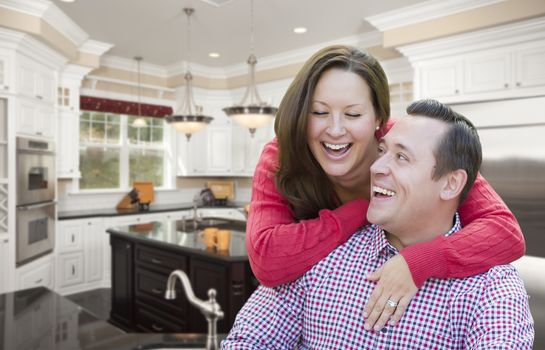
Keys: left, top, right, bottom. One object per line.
{"left": 54, "top": 0, "right": 428, "bottom": 67}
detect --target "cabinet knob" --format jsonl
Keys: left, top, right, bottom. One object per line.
{"left": 36, "top": 131, "right": 43, "bottom": 136}
{"left": 151, "top": 258, "right": 163, "bottom": 265}
{"left": 516, "top": 82, "right": 521, "bottom": 87}
{"left": 35, "top": 278, "right": 43, "bottom": 284}
{"left": 454, "top": 89, "right": 459, "bottom": 94}
{"left": 36, "top": 95, "right": 43, "bottom": 100}
{"left": 504, "top": 83, "right": 509, "bottom": 88}
{"left": 3, "top": 86, "right": 8, "bottom": 90}
{"left": 126, "top": 244, "right": 131, "bottom": 249}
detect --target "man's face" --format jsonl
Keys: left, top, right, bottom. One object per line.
{"left": 367, "top": 116, "right": 448, "bottom": 236}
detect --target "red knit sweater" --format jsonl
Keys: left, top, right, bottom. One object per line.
{"left": 246, "top": 138, "right": 525, "bottom": 287}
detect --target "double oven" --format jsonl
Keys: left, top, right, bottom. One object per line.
{"left": 16, "top": 137, "right": 56, "bottom": 265}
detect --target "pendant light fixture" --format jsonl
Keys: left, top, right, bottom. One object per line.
{"left": 222, "top": 0, "right": 277, "bottom": 136}
{"left": 166, "top": 8, "right": 213, "bottom": 141}
{"left": 131, "top": 56, "right": 147, "bottom": 128}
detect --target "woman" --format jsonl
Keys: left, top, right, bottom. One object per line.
{"left": 246, "top": 45, "right": 524, "bottom": 331}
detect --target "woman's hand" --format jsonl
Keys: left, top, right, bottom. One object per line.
{"left": 363, "top": 254, "right": 418, "bottom": 331}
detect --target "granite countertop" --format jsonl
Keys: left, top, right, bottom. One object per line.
{"left": 0, "top": 287, "right": 225, "bottom": 350}
{"left": 58, "top": 202, "right": 247, "bottom": 220}
{"left": 107, "top": 218, "right": 249, "bottom": 262}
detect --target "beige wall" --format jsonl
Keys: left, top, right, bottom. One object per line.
{"left": 383, "top": 0, "right": 545, "bottom": 47}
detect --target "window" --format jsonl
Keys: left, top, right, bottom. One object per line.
{"left": 79, "top": 111, "right": 170, "bottom": 191}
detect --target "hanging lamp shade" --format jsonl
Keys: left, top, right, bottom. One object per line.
{"left": 223, "top": 0, "right": 277, "bottom": 136}
{"left": 166, "top": 8, "right": 213, "bottom": 141}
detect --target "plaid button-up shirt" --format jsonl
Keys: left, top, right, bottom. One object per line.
{"left": 223, "top": 215, "right": 534, "bottom": 349}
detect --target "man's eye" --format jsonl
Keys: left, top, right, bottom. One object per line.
{"left": 397, "top": 153, "right": 408, "bottom": 161}
{"left": 377, "top": 146, "right": 385, "bottom": 154}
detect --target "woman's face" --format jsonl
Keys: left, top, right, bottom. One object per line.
{"left": 307, "top": 68, "right": 379, "bottom": 185}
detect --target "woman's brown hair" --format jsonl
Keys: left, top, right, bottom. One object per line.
{"left": 274, "top": 45, "right": 390, "bottom": 220}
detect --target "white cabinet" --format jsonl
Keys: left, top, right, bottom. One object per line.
{"left": 207, "top": 126, "right": 232, "bottom": 174}
{"left": 464, "top": 52, "right": 511, "bottom": 94}
{"left": 17, "top": 255, "right": 54, "bottom": 290}
{"left": 57, "top": 109, "right": 80, "bottom": 178}
{"left": 414, "top": 39, "right": 545, "bottom": 103}
{"left": 196, "top": 207, "right": 246, "bottom": 221}
{"left": 0, "top": 51, "right": 13, "bottom": 93}
{"left": 16, "top": 56, "right": 56, "bottom": 104}
{"left": 419, "top": 60, "right": 463, "bottom": 99}
{"left": 515, "top": 46, "right": 545, "bottom": 88}
{"left": 56, "top": 218, "right": 105, "bottom": 294}
{"left": 0, "top": 237, "right": 9, "bottom": 293}
{"left": 16, "top": 99, "right": 55, "bottom": 138}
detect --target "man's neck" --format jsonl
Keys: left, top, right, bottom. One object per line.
{"left": 385, "top": 214, "right": 460, "bottom": 250}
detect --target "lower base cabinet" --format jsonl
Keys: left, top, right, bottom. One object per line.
{"left": 109, "top": 234, "right": 257, "bottom": 333}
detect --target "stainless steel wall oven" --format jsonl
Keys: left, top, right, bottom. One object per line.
{"left": 16, "top": 137, "right": 56, "bottom": 265}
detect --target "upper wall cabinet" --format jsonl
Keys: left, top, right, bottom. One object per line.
{"left": 16, "top": 56, "right": 56, "bottom": 104}
{"left": 403, "top": 18, "right": 545, "bottom": 104}
{"left": 0, "top": 50, "right": 13, "bottom": 93}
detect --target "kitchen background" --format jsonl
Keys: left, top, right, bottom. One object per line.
{"left": 0, "top": 0, "right": 544, "bottom": 348}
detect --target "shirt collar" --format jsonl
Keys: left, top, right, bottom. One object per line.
{"left": 369, "top": 213, "right": 462, "bottom": 259}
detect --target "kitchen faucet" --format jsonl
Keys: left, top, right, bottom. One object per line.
{"left": 165, "top": 270, "right": 224, "bottom": 350}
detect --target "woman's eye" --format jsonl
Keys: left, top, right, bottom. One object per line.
{"left": 345, "top": 113, "right": 361, "bottom": 118}
{"left": 311, "top": 111, "right": 328, "bottom": 116}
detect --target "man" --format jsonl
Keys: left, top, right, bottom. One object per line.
{"left": 222, "top": 99, "right": 534, "bottom": 349}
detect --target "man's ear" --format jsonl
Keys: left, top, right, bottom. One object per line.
{"left": 440, "top": 169, "right": 468, "bottom": 201}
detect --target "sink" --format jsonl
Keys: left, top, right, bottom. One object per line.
{"left": 176, "top": 218, "right": 244, "bottom": 232}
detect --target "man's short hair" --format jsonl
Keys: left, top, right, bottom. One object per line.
{"left": 406, "top": 99, "right": 482, "bottom": 203}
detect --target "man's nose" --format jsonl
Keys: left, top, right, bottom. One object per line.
{"left": 371, "top": 154, "right": 391, "bottom": 176}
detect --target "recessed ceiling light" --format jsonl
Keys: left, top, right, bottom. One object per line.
{"left": 209, "top": 52, "right": 220, "bottom": 58}
{"left": 293, "top": 27, "right": 307, "bottom": 34}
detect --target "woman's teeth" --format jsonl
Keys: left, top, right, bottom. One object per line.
{"left": 323, "top": 142, "right": 350, "bottom": 151}
{"left": 373, "top": 186, "right": 396, "bottom": 197}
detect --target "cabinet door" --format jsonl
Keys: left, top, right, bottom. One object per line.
{"left": 188, "top": 258, "right": 229, "bottom": 333}
{"left": 17, "top": 256, "right": 54, "bottom": 290}
{"left": 420, "top": 60, "right": 463, "bottom": 98}
{"left": 35, "top": 105, "right": 55, "bottom": 139}
{"left": 465, "top": 52, "right": 511, "bottom": 94}
{"left": 207, "top": 126, "right": 232, "bottom": 174}
{"left": 110, "top": 236, "right": 134, "bottom": 330}
{"left": 16, "top": 99, "right": 37, "bottom": 136}
{"left": 0, "top": 237, "right": 9, "bottom": 293}
{"left": 515, "top": 46, "right": 545, "bottom": 88}
{"left": 58, "top": 221, "right": 84, "bottom": 253}
{"left": 17, "top": 58, "right": 36, "bottom": 100}
{"left": 186, "top": 129, "right": 207, "bottom": 175}
{"left": 35, "top": 68, "right": 55, "bottom": 104}
{"left": 57, "top": 252, "right": 84, "bottom": 288}
{"left": 0, "top": 51, "right": 12, "bottom": 92}
{"left": 84, "top": 219, "right": 104, "bottom": 284}
{"left": 57, "top": 110, "right": 80, "bottom": 178}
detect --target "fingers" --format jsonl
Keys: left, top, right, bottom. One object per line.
{"left": 362, "top": 284, "right": 382, "bottom": 319}
{"left": 364, "top": 293, "right": 399, "bottom": 331}
{"left": 388, "top": 296, "right": 411, "bottom": 326}
{"left": 366, "top": 266, "right": 383, "bottom": 282}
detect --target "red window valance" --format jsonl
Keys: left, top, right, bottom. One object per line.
{"left": 80, "top": 96, "right": 173, "bottom": 118}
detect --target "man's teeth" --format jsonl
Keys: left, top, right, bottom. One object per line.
{"left": 373, "top": 186, "right": 396, "bottom": 197}
{"left": 324, "top": 142, "right": 349, "bottom": 150}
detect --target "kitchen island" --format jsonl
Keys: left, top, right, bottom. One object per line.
{"left": 0, "top": 286, "right": 225, "bottom": 349}
{"left": 107, "top": 218, "right": 257, "bottom": 334}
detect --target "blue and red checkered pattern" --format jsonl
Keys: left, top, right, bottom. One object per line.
{"left": 222, "top": 215, "right": 534, "bottom": 349}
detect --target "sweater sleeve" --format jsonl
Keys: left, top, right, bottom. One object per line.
{"left": 246, "top": 139, "right": 369, "bottom": 287}
{"left": 400, "top": 173, "right": 526, "bottom": 287}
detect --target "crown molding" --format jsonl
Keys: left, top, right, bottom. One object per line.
{"left": 365, "top": 0, "right": 506, "bottom": 31}
{"left": 0, "top": 27, "right": 66, "bottom": 68}
{"left": 60, "top": 64, "right": 94, "bottom": 82}
{"left": 100, "top": 55, "right": 169, "bottom": 78}
{"left": 0, "top": 0, "right": 89, "bottom": 46}
{"left": 86, "top": 74, "right": 175, "bottom": 93}
{"left": 398, "top": 16, "right": 545, "bottom": 62}
{"left": 79, "top": 39, "right": 113, "bottom": 56}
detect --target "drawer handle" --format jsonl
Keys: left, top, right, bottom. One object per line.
{"left": 151, "top": 288, "right": 163, "bottom": 295}
{"left": 72, "top": 265, "right": 75, "bottom": 275}
{"left": 151, "top": 258, "right": 162, "bottom": 265}
{"left": 35, "top": 278, "right": 43, "bottom": 284}
{"left": 232, "top": 283, "right": 244, "bottom": 296}
{"left": 151, "top": 324, "right": 164, "bottom": 332}
{"left": 71, "top": 234, "right": 75, "bottom": 243}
